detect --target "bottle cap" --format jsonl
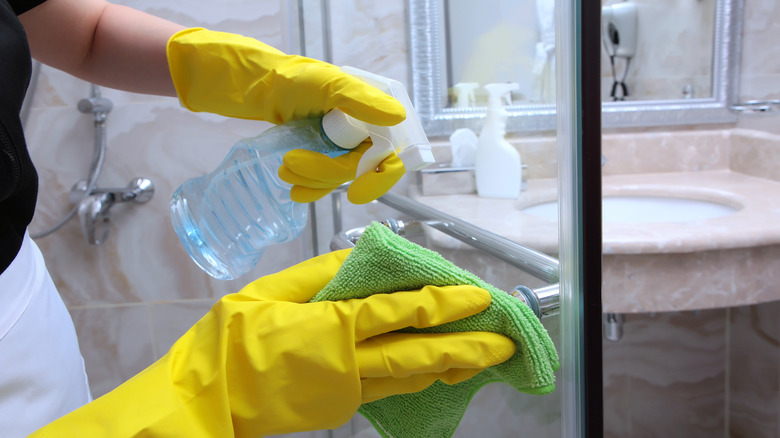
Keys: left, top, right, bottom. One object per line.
{"left": 321, "top": 110, "right": 369, "bottom": 150}
{"left": 339, "top": 66, "right": 435, "bottom": 176}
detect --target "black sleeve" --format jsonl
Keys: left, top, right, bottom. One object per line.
{"left": 0, "top": 0, "right": 42, "bottom": 273}
{"left": 8, "top": 0, "right": 47, "bottom": 16}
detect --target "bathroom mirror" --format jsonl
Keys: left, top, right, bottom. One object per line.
{"left": 409, "top": 0, "right": 742, "bottom": 136}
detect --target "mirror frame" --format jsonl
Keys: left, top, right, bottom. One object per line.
{"left": 408, "top": 0, "right": 742, "bottom": 136}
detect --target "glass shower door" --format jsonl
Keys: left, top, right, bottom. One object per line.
{"left": 294, "top": 0, "right": 603, "bottom": 436}
{"left": 328, "top": 196, "right": 566, "bottom": 438}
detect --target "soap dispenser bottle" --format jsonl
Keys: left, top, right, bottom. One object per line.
{"left": 475, "top": 83, "right": 521, "bottom": 198}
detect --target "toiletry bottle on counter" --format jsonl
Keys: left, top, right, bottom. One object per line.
{"left": 170, "top": 66, "right": 433, "bottom": 280}
{"left": 452, "top": 82, "right": 479, "bottom": 108}
{"left": 475, "top": 83, "right": 522, "bottom": 198}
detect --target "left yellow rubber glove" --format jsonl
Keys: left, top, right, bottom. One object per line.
{"left": 31, "top": 250, "right": 515, "bottom": 437}
{"left": 279, "top": 141, "right": 406, "bottom": 204}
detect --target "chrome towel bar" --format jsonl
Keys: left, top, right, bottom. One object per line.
{"left": 330, "top": 219, "right": 559, "bottom": 320}
{"left": 377, "top": 192, "right": 559, "bottom": 284}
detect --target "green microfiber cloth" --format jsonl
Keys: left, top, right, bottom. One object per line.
{"left": 310, "top": 222, "right": 560, "bottom": 438}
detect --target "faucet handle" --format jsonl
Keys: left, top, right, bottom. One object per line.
{"left": 77, "top": 193, "right": 112, "bottom": 245}
{"left": 123, "top": 177, "right": 155, "bottom": 203}
{"left": 70, "top": 177, "right": 155, "bottom": 204}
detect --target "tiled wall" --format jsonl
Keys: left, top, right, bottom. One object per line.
{"left": 603, "top": 302, "right": 780, "bottom": 438}
{"left": 20, "top": 0, "right": 780, "bottom": 437}
{"left": 604, "top": 309, "right": 729, "bottom": 437}
{"left": 27, "top": 1, "right": 289, "bottom": 398}
{"left": 736, "top": 1, "right": 780, "bottom": 135}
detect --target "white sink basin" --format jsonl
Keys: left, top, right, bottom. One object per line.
{"left": 521, "top": 195, "right": 740, "bottom": 223}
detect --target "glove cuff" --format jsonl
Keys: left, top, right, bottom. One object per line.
{"left": 166, "top": 27, "right": 206, "bottom": 112}
{"left": 165, "top": 27, "right": 289, "bottom": 118}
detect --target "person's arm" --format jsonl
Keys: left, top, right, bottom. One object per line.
{"left": 19, "top": 0, "right": 184, "bottom": 96}
{"left": 21, "top": 0, "right": 409, "bottom": 203}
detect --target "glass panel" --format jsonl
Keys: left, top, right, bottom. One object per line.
{"left": 599, "top": 1, "right": 780, "bottom": 436}
{"left": 296, "top": 0, "right": 597, "bottom": 437}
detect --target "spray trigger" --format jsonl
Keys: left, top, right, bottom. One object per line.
{"left": 323, "top": 66, "right": 436, "bottom": 178}
{"left": 356, "top": 131, "right": 396, "bottom": 176}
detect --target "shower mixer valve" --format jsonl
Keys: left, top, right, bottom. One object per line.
{"left": 70, "top": 177, "right": 155, "bottom": 245}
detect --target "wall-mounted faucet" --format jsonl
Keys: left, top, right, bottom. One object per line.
{"left": 31, "top": 84, "right": 157, "bottom": 244}
{"left": 69, "top": 177, "right": 155, "bottom": 245}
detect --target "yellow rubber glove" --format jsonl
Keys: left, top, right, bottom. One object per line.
{"left": 166, "top": 28, "right": 405, "bottom": 126}
{"left": 167, "top": 28, "right": 409, "bottom": 205}
{"left": 31, "top": 250, "right": 515, "bottom": 438}
{"left": 279, "top": 140, "right": 406, "bottom": 204}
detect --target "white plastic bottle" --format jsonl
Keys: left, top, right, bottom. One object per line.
{"left": 475, "top": 83, "right": 522, "bottom": 198}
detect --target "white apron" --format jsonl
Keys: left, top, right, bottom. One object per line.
{"left": 0, "top": 232, "right": 92, "bottom": 437}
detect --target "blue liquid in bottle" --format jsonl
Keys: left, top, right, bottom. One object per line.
{"left": 170, "top": 117, "right": 350, "bottom": 280}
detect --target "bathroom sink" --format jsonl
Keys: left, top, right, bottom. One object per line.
{"left": 521, "top": 195, "right": 739, "bottom": 223}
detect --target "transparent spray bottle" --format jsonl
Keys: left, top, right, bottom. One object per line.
{"left": 170, "top": 67, "right": 433, "bottom": 280}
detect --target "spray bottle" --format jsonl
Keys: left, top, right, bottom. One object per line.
{"left": 170, "top": 67, "right": 433, "bottom": 280}
{"left": 475, "top": 83, "right": 521, "bottom": 199}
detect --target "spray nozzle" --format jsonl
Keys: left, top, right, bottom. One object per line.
{"left": 485, "top": 83, "right": 519, "bottom": 108}
{"left": 321, "top": 66, "right": 434, "bottom": 177}
{"left": 482, "top": 83, "right": 519, "bottom": 127}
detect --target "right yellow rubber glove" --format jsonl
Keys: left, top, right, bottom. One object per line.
{"left": 31, "top": 250, "right": 515, "bottom": 438}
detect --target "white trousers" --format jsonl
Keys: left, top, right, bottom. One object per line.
{"left": 0, "top": 232, "right": 92, "bottom": 437}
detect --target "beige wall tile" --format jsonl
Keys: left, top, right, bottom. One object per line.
{"left": 69, "top": 305, "right": 155, "bottom": 398}
{"left": 728, "top": 302, "right": 780, "bottom": 437}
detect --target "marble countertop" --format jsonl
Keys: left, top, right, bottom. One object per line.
{"left": 412, "top": 169, "right": 780, "bottom": 313}
{"left": 412, "top": 169, "right": 780, "bottom": 256}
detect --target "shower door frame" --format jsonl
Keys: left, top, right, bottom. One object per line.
{"left": 557, "top": 0, "right": 604, "bottom": 436}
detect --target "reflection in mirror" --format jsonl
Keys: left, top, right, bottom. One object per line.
{"left": 409, "top": 0, "right": 741, "bottom": 136}
{"left": 600, "top": 0, "right": 715, "bottom": 102}
{"left": 445, "top": 0, "right": 556, "bottom": 106}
